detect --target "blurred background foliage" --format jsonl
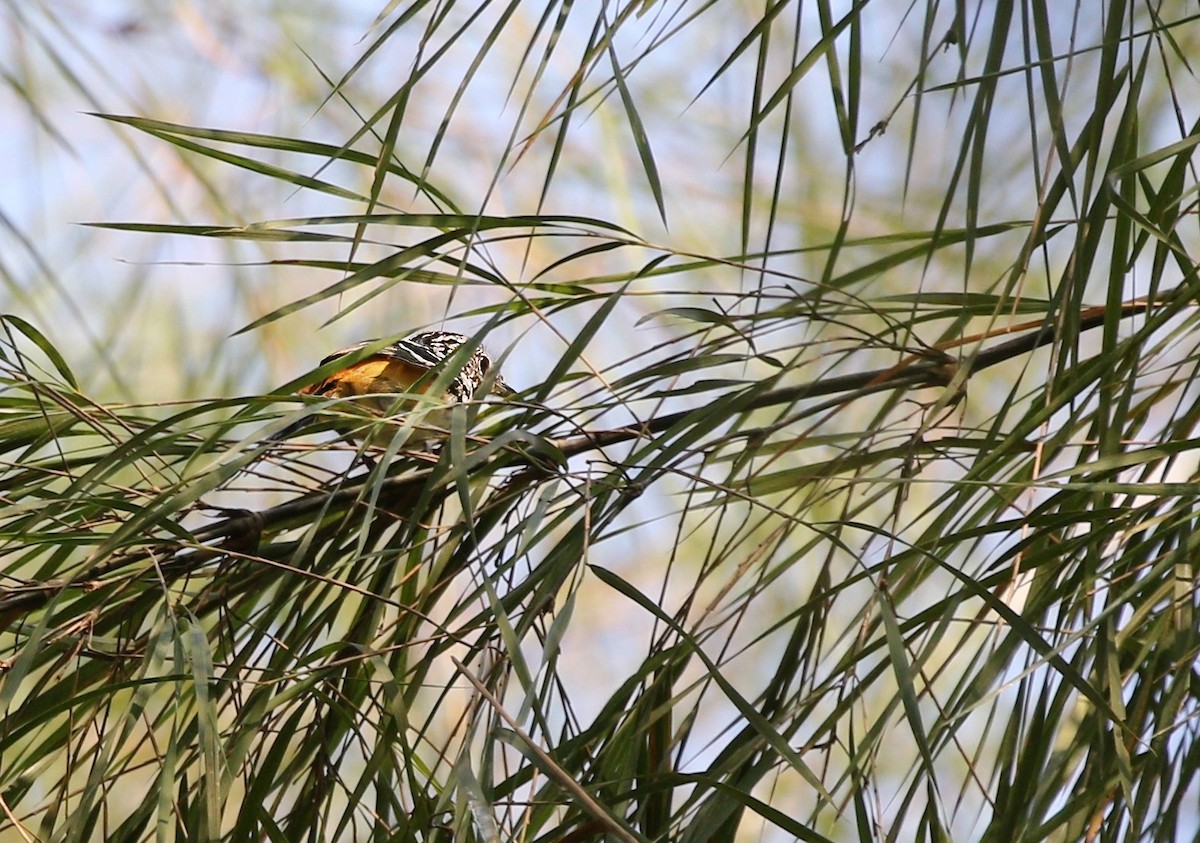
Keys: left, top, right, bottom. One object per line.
{"left": 1, "top": 1, "right": 1199, "bottom": 841}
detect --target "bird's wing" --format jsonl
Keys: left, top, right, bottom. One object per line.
{"left": 378, "top": 337, "right": 449, "bottom": 370}
{"left": 318, "top": 337, "right": 454, "bottom": 371}
{"left": 316, "top": 340, "right": 375, "bottom": 367}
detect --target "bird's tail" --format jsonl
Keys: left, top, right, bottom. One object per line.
{"left": 267, "top": 414, "right": 315, "bottom": 442}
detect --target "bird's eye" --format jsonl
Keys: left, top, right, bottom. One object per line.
{"left": 479, "top": 356, "right": 491, "bottom": 375}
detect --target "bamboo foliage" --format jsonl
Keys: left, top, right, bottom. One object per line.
{"left": 0, "top": 3, "right": 1198, "bottom": 842}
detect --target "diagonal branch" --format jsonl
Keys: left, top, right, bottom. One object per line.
{"left": 0, "top": 297, "right": 1160, "bottom": 630}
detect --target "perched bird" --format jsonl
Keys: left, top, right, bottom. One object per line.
{"left": 275, "top": 330, "right": 514, "bottom": 448}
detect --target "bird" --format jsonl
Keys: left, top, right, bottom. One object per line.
{"left": 274, "top": 330, "right": 514, "bottom": 449}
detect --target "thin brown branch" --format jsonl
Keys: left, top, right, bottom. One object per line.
{"left": 0, "top": 297, "right": 1160, "bottom": 631}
